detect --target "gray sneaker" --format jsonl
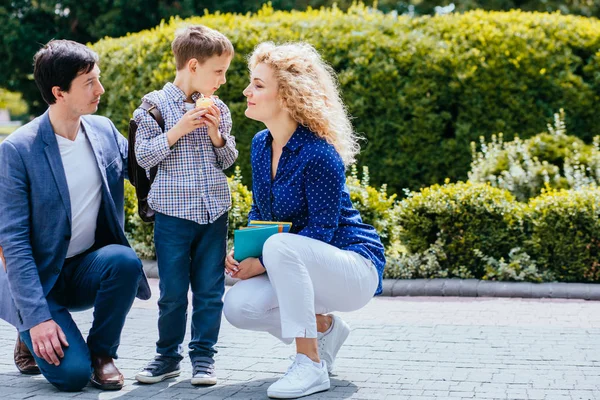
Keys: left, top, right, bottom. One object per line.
{"left": 191, "top": 356, "right": 217, "bottom": 385}
{"left": 318, "top": 314, "right": 350, "bottom": 374}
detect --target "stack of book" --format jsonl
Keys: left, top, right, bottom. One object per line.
{"left": 234, "top": 221, "right": 292, "bottom": 261}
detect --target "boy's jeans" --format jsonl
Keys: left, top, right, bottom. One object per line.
{"left": 154, "top": 212, "right": 227, "bottom": 360}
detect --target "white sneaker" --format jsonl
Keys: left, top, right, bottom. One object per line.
{"left": 191, "top": 371, "right": 217, "bottom": 386}
{"left": 191, "top": 356, "right": 217, "bottom": 386}
{"left": 267, "top": 354, "right": 330, "bottom": 399}
{"left": 318, "top": 314, "right": 350, "bottom": 374}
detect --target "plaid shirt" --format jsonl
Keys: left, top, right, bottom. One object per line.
{"left": 133, "top": 82, "right": 238, "bottom": 224}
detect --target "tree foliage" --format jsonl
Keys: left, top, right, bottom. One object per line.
{"left": 3, "top": 1, "right": 600, "bottom": 115}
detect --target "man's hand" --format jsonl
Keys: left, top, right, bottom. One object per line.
{"left": 225, "top": 251, "right": 265, "bottom": 280}
{"left": 30, "top": 320, "right": 69, "bottom": 366}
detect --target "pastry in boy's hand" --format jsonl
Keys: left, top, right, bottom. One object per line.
{"left": 196, "top": 97, "right": 214, "bottom": 109}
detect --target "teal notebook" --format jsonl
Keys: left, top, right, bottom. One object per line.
{"left": 234, "top": 225, "right": 280, "bottom": 261}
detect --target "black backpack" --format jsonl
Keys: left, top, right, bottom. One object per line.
{"left": 127, "top": 101, "right": 164, "bottom": 223}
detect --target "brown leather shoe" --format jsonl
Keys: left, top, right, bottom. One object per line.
{"left": 14, "top": 334, "right": 41, "bottom": 375}
{"left": 90, "top": 354, "right": 124, "bottom": 390}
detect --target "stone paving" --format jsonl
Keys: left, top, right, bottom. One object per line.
{"left": 1, "top": 278, "right": 600, "bottom": 399}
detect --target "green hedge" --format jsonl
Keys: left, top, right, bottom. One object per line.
{"left": 92, "top": 5, "right": 600, "bottom": 194}
{"left": 525, "top": 188, "right": 600, "bottom": 282}
{"left": 392, "top": 181, "right": 526, "bottom": 279}
{"left": 386, "top": 181, "right": 600, "bottom": 282}
{"left": 126, "top": 168, "right": 600, "bottom": 282}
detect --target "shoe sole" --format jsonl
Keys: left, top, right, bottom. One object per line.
{"left": 15, "top": 365, "right": 41, "bottom": 375}
{"left": 191, "top": 376, "right": 217, "bottom": 385}
{"left": 267, "top": 380, "right": 330, "bottom": 399}
{"left": 325, "top": 320, "right": 350, "bottom": 374}
{"left": 90, "top": 378, "right": 124, "bottom": 391}
{"left": 135, "top": 370, "right": 181, "bottom": 384}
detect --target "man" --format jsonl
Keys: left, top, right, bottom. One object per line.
{"left": 0, "top": 39, "right": 151, "bottom": 392}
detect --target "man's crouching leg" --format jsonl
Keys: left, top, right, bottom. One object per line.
{"left": 19, "top": 310, "right": 92, "bottom": 392}
{"left": 71, "top": 244, "right": 144, "bottom": 390}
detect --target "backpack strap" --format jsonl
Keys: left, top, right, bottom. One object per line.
{"left": 139, "top": 100, "right": 165, "bottom": 131}
{"left": 137, "top": 101, "right": 162, "bottom": 183}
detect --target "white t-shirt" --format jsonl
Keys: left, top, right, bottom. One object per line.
{"left": 55, "top": 127, "right": 102, "bottom": 258}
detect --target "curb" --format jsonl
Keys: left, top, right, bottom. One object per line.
{"left": 381, "top": 278, "right": 600, "bottom": 300}
{"left": 141, "top": 260, "right": 600, "bottom": 301}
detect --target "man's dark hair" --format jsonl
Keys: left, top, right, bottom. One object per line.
{"left": 33, "top": 40, "right": 99, "bottom": 105}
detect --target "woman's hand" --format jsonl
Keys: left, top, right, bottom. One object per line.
{"left": 225, "top": 250, "right": 265, "bottom": 280}
{"left": 225, "top": 250, "right": 239, "bottom": 276}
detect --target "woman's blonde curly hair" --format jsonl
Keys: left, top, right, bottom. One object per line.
{"left": 248, "top": 42, "right": 360, "bottom": 167}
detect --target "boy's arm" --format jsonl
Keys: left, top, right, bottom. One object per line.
{"left": 133, "top": 107, "right": 172, "bottom": 170}
{"left": 212, "top": 101, "right": 238, "bottom": 170}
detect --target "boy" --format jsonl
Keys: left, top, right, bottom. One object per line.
{"left": 133, "top": 25, "right": 237, "bottom": 385}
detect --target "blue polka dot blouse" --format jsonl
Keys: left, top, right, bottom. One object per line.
{"left": 249, "top": 125, "right": 386, "bottom": 295}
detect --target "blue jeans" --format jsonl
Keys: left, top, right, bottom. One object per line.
{"left": 20, "top": 244, "right": 143, "bottom": 391}
{"left": 154, "top": 212, "right": 227, "bottom": 360}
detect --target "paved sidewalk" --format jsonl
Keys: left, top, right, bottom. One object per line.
{"left": 1, "top": 278, "right": 600, "bottom": 399}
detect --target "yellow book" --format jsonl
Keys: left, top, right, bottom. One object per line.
{"left": 248, "top": 220, "right": 292, "bottom": 233}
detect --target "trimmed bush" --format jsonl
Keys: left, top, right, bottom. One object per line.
{"left": 525, "top": 188, "right": 600, "bottom": 282}
{"left": 346, "top": 165, "right": 398, "bottom": 247}
{"left": 394, "top": 181, "right": 526, "bottom": 278}
{"left": 125, "top": 169, "right": 600, "bottom": 284}
{"left": 228, "top": 166, "right": 254, "bottom": 248}
{"left": 92, "top": 5, "right": 600, "bottom": 194}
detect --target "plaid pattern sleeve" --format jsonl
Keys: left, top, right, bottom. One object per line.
{"left": 133, "top": 107, "right": 172, "bottom": 170}
{"left": 212, "top": 100, "right": 238, "bottom": 170}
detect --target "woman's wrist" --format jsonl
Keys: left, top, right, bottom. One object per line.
{"left": 254, "top": 257, "right": 266, "bottom": 274}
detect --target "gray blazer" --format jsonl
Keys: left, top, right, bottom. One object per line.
{"left": 0, "top": 110, "right": 151, "bottom": 331}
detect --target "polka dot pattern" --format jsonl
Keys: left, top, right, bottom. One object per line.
{"left": 248, "top": 125, "right": 386, "bottom": 295}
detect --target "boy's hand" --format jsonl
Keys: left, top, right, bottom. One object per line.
{"left": 167, "top": 107, "right": 208, "bottom": 146}
{"left": 202, "top": 105, "right": 225, "bottom": 147}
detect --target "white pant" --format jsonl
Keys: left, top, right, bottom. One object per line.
{"left": 223, "top": 233, "right": 379, "bottom": 342}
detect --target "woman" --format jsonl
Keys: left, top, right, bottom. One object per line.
{"left": 223, "top": 42, "right": 385, "bottom": 399}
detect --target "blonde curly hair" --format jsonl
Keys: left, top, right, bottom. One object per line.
{"left": 248, "top": 42, "right": 360, "bottom": 167}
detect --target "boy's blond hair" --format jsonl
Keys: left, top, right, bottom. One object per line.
{"left": 172, "top": 25, "right": 234, "bottom": 70}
